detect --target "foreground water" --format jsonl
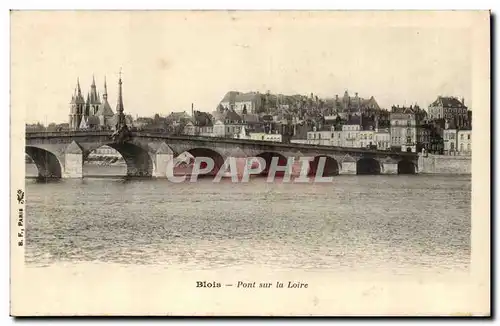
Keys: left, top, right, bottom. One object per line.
{"left": 24, "top": 164, "right": 471, "bottom": 274}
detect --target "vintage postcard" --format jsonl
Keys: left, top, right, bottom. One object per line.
{"left": 10, "top": 10, "right": 490, "bottom": 316}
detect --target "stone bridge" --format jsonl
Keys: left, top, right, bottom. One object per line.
{"left": 25, "top": 131, "right": 419, "bottom": 178}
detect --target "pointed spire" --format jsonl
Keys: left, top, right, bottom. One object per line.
{"left": 116, "top": 69, "right": 124, "bottom": 114}
{"left": 103, "top": 76, "right": 108, "bottom": 100}
{"left": 92, "top": 74, "right": 96, "bottom": 87}
{"left": 77, "top": 77, "right": 82, "bottom": 96}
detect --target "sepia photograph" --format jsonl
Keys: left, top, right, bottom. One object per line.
{"left": 10, "top": 10, "right": 490, "bottom": 316}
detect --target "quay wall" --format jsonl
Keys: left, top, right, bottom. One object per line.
{"left": 418, "top": 153, "right": 471, "bottom": 175}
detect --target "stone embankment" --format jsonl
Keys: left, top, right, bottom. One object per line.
{"left": 418, "top": 153, "right": 471, "bottom": 174}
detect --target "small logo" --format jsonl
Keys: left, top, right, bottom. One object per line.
{"left": 16, "top": 189, "right": 24, "bottom": 204}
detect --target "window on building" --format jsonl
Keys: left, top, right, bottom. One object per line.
{"left": 460, "top": 134, "right": 464, "bottom": 140}
{"left": 460, "top": 143, "right": 464, "bottom": 152}
{"left": 468, "top": 134, "right": 471, "bottom": 140}
{"left": 318, "top": 134, "right": 321, "bottom": 140}
{"left": 467, "top": 143, "right": 471, "bottom": 152}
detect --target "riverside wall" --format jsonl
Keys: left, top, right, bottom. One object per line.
{"left": 418, "top": 153, "right": 471, "bottom": 174}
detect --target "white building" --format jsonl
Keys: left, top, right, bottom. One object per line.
{"left": 457, "top": 130, "right": 472, "bottom": 154}
{"left": 444, "top": 128, "right": 472, "bottom": 155}
{"left": 375, "top": 129, "right": 391, "bottom": 150}
{"left": 219, "top": 91, "right": 262, "bottom": 114}
{"left": 358, "top": 130, "right": 375, "bottom": 149}
{"left": 342, "top": 123, "right": 361, "bottom": 148}
{"left": 306, "top": 128, "right": 334, "bottom": 146}
{"left": 235, "top": 126, "right": 282, "bottom": 142}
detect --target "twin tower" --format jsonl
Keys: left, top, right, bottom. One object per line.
{"left": 68, "top": 75, "right": 126, "bottom": 131}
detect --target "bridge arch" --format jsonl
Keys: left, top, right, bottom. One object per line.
{"left": 397, "top": 160, "right": 417, "bottom": 174}
{"left": 356, "top": 157, "right": 381, "bottom": 175}
{"left": 185, "top": 147, "right": 225, "bottom": 176}
{"left": 85, "top": 142, "right": 155, "bottom": 177}
{"left": 25, "top": 146, "right": 63, "bottom": 178}
{"left": 256, "top": 152, "right": 288, "bottom": 176}
{"left": 309, "top": 155, "right": 340, "bottom": 177}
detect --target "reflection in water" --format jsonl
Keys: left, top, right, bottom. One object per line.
{"left": 25, "top": 164, "right": 471, "bottom": 275}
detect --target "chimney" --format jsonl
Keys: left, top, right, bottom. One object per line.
{"left": 461, "top": 97, "right": 465, "bottom": 105}
{"left": 191, "top": 103, "right": 194, "bottom": 118}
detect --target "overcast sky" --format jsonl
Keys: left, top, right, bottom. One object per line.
{"left": 11, "top": 11, "right": 473, "bottom": 124}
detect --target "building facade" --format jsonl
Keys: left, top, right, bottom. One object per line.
{"left": 374, "top": 129, "right": 391, "bottom": 150}
{"left": 457, "top": 130, "right": 472, "bottom": 154}
{"left": 390, "top": 105, "right": 427, "bottom": 152}
{"left": 444, "top": 128, "right": 472, "bottom": 155}
{"left": 428, "top": 96, "right": 469, "bottom": 128}
{"left": 219, "top": 91, "right": 263, "bottom": 114}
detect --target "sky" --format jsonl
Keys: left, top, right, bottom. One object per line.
{"left": 11, "top": 11, "right": 473, "bottom": 124}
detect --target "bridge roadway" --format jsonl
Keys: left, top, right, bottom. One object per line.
{"left": 25, "top": 130, "right": 419, "bottom": 178}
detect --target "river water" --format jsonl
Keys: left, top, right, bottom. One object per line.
{"left": 24, "top": 164, "right": 471, "bottom": 275}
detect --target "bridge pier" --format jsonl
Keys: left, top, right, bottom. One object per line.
{"left": 339, "top": 154, "right": 357, "bottom": 175}
{"left": 339, "top": 161, "right": 357, "bottom": 175}
{"left": 62, "top": 141, "right": 83, "bottom": 178}
{"left": 153, "top": 143, "right": 174, "bottom": 178}
{"left": 381, "top": 162, "right": 398, "bottom": 174}
{"left": 380, "top": 157, "right": 398, "bottom": 175}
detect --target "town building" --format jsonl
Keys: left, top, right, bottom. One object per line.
{"left": 219, "top": 91, "right": 263, "bottom": 114}
{"left": 428, "top": 96, "right": 469, "bottom": 128}
{"left": 212, "top": 109, "right": 246, "bottom": 138}
{"left": 329, "top": 90, "right": 381, "bottom": 116}
{"left": 374, "top": 129, "right": 391, "bottom": 150}
{"left": 457, "top": 129, "right": 472, "bottom": 154}
{"left": 389, "top": 105, "right": 426, "bottom": 152}
{"left": 183, "top": 111, "right": 214, "bottom": 136}
{"left": 443, "top": 128, "right": 458, "bottom": 154}
{"left": 306, "top": 126, "right": 334, "bottom": 146}
{"left": 341, "top": 117, "right": 362, "bottom": 148}
{"left": 236, "top": 126, "right": 282, "bottom": 142}
{"left": 443, "top": 120, "right": 472, "bottom": 155}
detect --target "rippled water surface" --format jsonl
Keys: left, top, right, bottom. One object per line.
{"left": 25, "top": 164, "right": 471, "bottom": 274}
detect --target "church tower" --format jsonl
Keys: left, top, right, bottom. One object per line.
{"left": 88, "top": 75, "right": 101, "bottom": 115}
{"left": 68, "top": 78, "right": 86, "bottom": 130}
{"left": 95, "top": 76, "right": 115, "bottom": 129}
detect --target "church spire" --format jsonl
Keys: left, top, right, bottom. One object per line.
{"left": 77, "top": 77, "right": 82, "bottom": 96}
{"left": 92, "top": 74, "right": 96, "bottom": 87}
{"left": 103, "top": 76, "right": 108, "bottom": 100}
